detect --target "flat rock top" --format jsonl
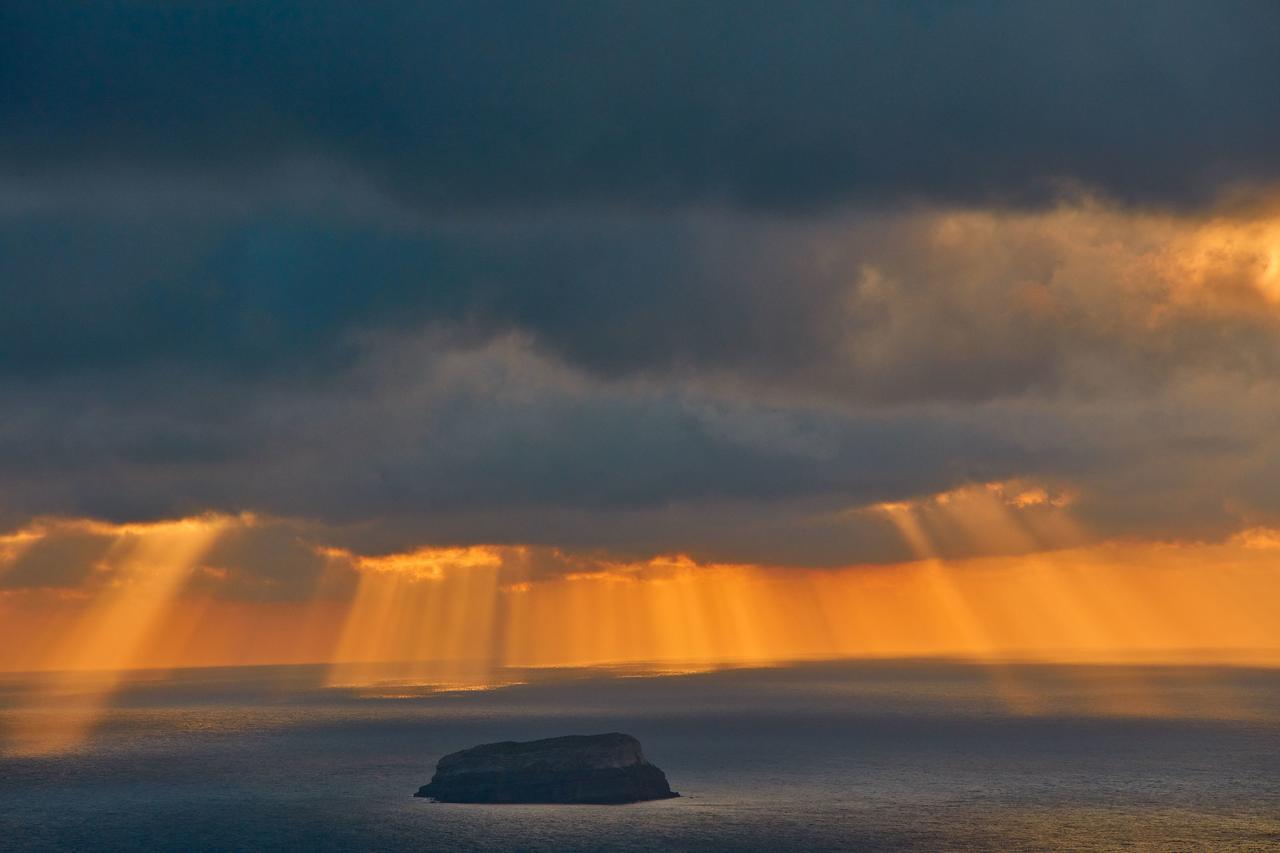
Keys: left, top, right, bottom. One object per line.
{"left": 434, "top": 732, "right": 646, "bottom": 776}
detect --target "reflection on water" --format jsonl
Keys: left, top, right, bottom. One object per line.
{"left": 2, "top": 660, "right": 1279, "bottom": 851}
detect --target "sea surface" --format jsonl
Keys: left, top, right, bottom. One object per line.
{"left": 1, "top": 659, "right": 1279, "bottom": 852}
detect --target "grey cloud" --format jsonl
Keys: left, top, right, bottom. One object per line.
{"left": 3, "top": 199, "right": 1280, "bottom": 571}
{"left": 0, "top": 334, "right": 1028, "bottom": 525}
{"left": 0, "top": 529, "right": 113, "bottom": 589}
{"left": 192, "top": 522, "right": 358, "bottom": 601}
{"left": 2, "top": 332, "right": 1278, "bottom": 571}
{"left": 3, "top": 2, "right": 1279, "bottom": 211}
{"left": 6, "top": 204, "right": 1280, "bottom": 401}
{"left": 3, "top": 2, "right": 1280, "bottom": 580}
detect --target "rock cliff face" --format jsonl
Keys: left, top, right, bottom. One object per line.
{"left": 414, "top": 733, "right": 678, "bottom": 804}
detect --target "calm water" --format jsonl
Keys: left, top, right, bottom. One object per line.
{"left": 2, "top": 660, "right": 1279, "bottom": 852}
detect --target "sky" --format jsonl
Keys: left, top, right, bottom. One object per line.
{"left": 2, "top": 2, "right": 1280, "bottom": 681}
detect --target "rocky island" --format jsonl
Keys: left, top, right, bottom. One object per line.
{"left": 414, "top": 733, "right": 678, "bottom": 804}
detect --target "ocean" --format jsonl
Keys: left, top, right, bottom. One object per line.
{"left": 2, "top": 660, "right": 1278, "bottom": 851}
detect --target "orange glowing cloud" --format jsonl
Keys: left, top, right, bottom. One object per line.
{"left": 867, "top": 480, "right": 1084, "bottom": 560}
{"left": 925, "top": 202, "right": 1280, "bottom": 315}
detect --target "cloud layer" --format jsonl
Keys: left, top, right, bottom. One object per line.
{"left": 5, "top": 2, "right": 1280, "bottom": 209}
{"left": 3, "top": 3, "right": 1280, "bottom": 586}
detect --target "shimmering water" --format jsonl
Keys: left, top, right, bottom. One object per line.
{"left": 2, "top": 660, "right": 1279, "bottom": 851}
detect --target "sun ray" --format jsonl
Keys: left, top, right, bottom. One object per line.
{"left": 4, "top": 516, "right": 231, "bottom": 755}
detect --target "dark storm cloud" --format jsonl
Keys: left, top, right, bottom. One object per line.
{"left": 6, "top": 204, "right": 1279, "bottom": 395}
{"left": 0, "top": 214, "right": 455, "bottom": 378}
{"left": 3, "top": 1, "right": 1279, "bottom": 210}
{"left": 3, "top": 331, "right": 1278, "bottom": 571}
{"left": 0, "top": 336, "right": 1032, "bottom": 532}
{"left": 3, "top": 198, "right": 1280, "bottom": 569}
{"left": 0, "top": 212, "right": 736, "bottom": 381}
{"left": 3, "top": 1, "right": 1280, "bottom": 580}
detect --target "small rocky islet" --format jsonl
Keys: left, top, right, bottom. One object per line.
{"left": 414, "top": 732, "right": 678, "bottom": 804}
